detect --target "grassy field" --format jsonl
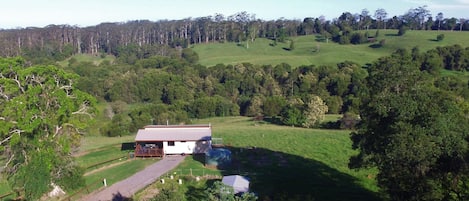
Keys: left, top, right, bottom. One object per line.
{"left": 166, "top": 116, "right": 379, "bottom": 201}
{"left": 57, "top": 54, "right": 116, "bottom": 67}
{"left": 194, "top": 30, "right": 469, "bottom": 67}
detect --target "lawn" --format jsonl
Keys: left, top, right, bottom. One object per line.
{"left": 194, "top": 30, "right": 469, "bottom": 68}
{"left": 164, "top": 116, "right": 380, "bottom": 201}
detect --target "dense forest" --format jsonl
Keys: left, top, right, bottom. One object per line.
{"left": 62, "top": 44, "right": 469, "bottom": 136}
{"left": 0, "top": 7, "right": 468, "bottom": 61}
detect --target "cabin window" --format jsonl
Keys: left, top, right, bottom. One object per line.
{"left": 168, "top": 141, "right": 175, "bottom": 146}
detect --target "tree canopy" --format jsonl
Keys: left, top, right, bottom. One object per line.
{"left": 350, "top": 50, "right": 469, "bottom": 200}
{"left": 0, "top": 57, "right": 96, "bottom": 200}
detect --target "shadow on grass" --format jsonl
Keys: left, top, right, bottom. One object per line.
{"left": 369, "top": 44, "right": 383, "bottom": 49}
{"left": 186, "top": 179, "right": 219, "bottom": 200}
{"left": 199, "top": 146, "right": 380, "bottom": 201}
{"left": 385, "top": 33, "right": 399, "bottom": 36}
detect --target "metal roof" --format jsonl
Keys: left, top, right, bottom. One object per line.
{"left": 135, "top": 125, "right": 211, "bottom": 142}
{"left": 222, "top": 175, "right": 250, "bottom": 194}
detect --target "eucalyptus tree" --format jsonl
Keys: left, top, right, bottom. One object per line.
{"left": 436, "top": 12, "right": 444, "bottom": 30}
{"left": 0, "top": 57, "right": 96, "bottom": 200}
{"left": 374, "top": 8, "right": 388, "bottom": 29}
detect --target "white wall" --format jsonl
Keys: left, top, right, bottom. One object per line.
{"left": 163, "top": 140, "right": 211, "bottom": 155}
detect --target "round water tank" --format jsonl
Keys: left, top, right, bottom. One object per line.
{"left": 205, "top": 148, "right": 232, "bottom": 169}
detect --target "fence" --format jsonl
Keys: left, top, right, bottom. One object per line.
{"left": 85, "top": 154, "right": 128, "bottom": 171}
{"left": 167, "top": 168, "right": 253, "bottom": 178}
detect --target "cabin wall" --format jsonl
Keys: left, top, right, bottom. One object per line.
{"left": 163, "top": 140, "right": 211, "bottom": 154}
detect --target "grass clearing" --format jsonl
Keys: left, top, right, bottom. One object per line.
{"left": 162, "top": 116, "right": 380, "bottom": 200}
{"left": 194, "top": 30, "right": 469, "bottom": 68}
{"left": 75, "top": 145, "right": 128, "bottom": 168}
{"left": 84, "top": 159, "right": 158, "bottom": 188}
{"left": 77, "top": 134, "right": 135, "bottom": 154}
{"left": 57, "top": 54, "right": 116, "bottom": 67}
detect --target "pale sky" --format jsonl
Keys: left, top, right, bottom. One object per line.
{"left": 1, "top": 0, "right": 468, "bottom": 29}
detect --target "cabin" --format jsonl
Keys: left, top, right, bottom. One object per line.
{"left": 134, "top": 124, "right": 212, "bottom": 157}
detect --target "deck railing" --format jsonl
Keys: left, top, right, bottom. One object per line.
{"left": 134, "top": 147, "right": 163, "bottom": 157}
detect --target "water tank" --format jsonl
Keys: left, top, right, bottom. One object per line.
{"left": 205, "top": 148, "right": 232, "bottom": 169}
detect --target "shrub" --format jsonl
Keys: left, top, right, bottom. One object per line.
{"left": 379, "top": 39, "right": 386, "bottom": 47}
{"left": 398, "top": 26, "right": 408, "bottom": 36}
{"left": 339, "top": 113, "right": 360, "bottom": 129}
{"left": 436, "top": 34, "right": 445, "bottom": 41}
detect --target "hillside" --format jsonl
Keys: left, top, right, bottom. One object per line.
{"left": 194, "top": 29, "right": 469, "bottom": 67}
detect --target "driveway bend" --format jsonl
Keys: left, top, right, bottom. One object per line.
{"left": 81, "top": 155, "right": 186, "bottom": 201}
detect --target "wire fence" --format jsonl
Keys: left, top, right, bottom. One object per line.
{"left": 167, "top": 168, "right": 254, "bottom": 179}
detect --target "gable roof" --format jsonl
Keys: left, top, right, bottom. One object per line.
{"left": 135, "top": 124, "right": 211, "bottom": 142}
{"left": 222, "top": 175, "right": 250, "bottom": 194}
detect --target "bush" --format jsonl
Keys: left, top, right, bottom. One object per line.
{"left": 350, "top": 32, "right": 367, "bottom": 44}
{"left": 379, "top": 39, "right": 386, "bottom": 47}
{"left": 339, "top": 113, "right": 360, "bottom": 129}
{"left": 398, "top": 26, "right": 408, "bottom": 36}
{"left": 436, "top": 34, "right": 445, "bottom": 41}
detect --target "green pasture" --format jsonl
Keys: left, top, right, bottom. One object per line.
{"left": 177, "top": 116, "right": 380, "bottom": 200}
{"left": 57, "top": 54, "right": 115, "bottom": 67}
{"left": 194, "top": 30, "right": 469, "bottom": 68}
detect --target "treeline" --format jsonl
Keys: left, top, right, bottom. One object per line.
{"left": 65, "top": 45, "right": 469, "bottom": 136}
{"left": 0, "top": 8, "right": 468, "bottom": 60}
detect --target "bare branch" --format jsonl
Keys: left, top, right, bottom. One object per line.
{"left": 53, "top": 125, "right": 62, "bottom": 137}
{"left": 72, "top": 103, "right": 93, "bottom": 118}
{"left": 0, "top": 130, "right": 22, "bottom": 146}
{"left": 13, "top": 74, "right": 25, "bottom": 94}
{"left": 2, "top": 154, "right": 14, "bottom": 170}
{"left": 0, "top": 87, "right": 9, "bottom": 100}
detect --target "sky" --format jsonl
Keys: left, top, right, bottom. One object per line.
{"left": 1, "top": 0, "right": 468, "bottom": 29}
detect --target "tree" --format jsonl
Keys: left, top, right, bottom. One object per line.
{"left": 302, "top": 95, "right": 328, "bottom": 128}
{"left": 360, "top": 9, "right": 372, "bottom": 31}
{"left": 436, "top": 12, "right": 444, "bottom": 30}
{"left": 262, "top": 96, "right": 287, "bottom": 117}
{"left": 0, "top": 57, "right": 96, "bottom": 200}
{"left": 374, "top": 8, "right": 388, "bottom": 29}
{"left": 350, "top": 52, "right": 469, "bottom": 200}
{"left": 459, "top": 18, "right": 466, "bottom": 31}
{"left": 245, "top": 95, "right": 264, "bottom": 117}
{"left": 445, "top": 17, "right": 458, "bottom": 31}
{"left": 181, "top": 48, "right": 199, "bottom": 64}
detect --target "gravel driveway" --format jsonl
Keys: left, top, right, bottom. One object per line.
{"left": 80, "top": 155, "right": 186, "bottom": 201}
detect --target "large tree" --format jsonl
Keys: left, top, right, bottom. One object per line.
{"left": 0, "top": 57, "right": 96, "bottom": 200}
{"left": 350, "top": 51, "right": 469, "bottom": 200}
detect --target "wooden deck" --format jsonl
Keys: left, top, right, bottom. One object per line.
{"left": 135, "top": 144, "right": 163, "bottom": 157}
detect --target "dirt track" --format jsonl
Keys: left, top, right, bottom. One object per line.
{"left": 80, "top": 155, "right": 185, "bottom": 201}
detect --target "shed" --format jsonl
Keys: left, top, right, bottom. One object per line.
{"left": 222, "top": 175, "right": 250, "bottom": 194}
{"left": 134, "top": 124, "right": 212, "bottom": 157}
